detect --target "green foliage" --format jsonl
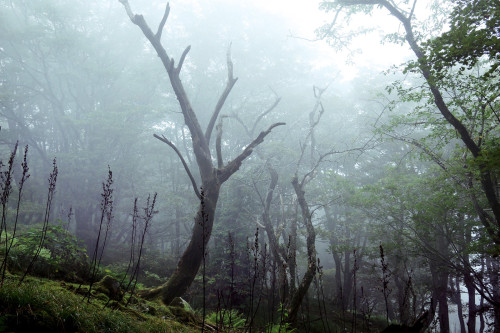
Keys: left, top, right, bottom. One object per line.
{"left": 267, "top": 323, "right": 296, "bottom": 333}
{"left": 473, "top": 139, "right": 500, "bottom": 176}
{"left": 424, "top": 0, "right": 500, "bottom": 77}
{"left": 266, "top": 304, "right": 296, "bottom": 333}
{"left": 206, "top": 309, "right": 246, "bottom": 329}
{"left": 6, "top": 222, "right": 89, "bottom": 281}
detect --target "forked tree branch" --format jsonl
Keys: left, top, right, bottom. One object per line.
{"left": 250, "top": 96, "right": 281, "bottom": 135}
{"left": 205, "top": 44, "right": 238, "bottom": 144}
{"left": 299, "top": 149, "right": 335, "bottom": 187}
{"left": 229, "top": 113, "right": 251, "bottom": 137}
{"left": 218, "top": 122, "right": 285, "bottom": 182}
{"left": 408, "top": 0, "right": 417, "bottom": 21}
{"left": 261, "top": 166, "right": 288, "bottom": 264}
{"left": 296, "top": 85, "right": 327, "bottom": 170}
{"left": 156, "top": 3, "right": 170, "bottom": 40}
{"left": 153, "top": 134, "right": 201, "bottom": 199}
{"left": 176, "top": 45, "right": 191, "bottom": 74}
{"left": 228, "top": 92, "right": 282, "bottom": 138}
{"left": 119, "top": 0, "right": 211, "bottom": 175}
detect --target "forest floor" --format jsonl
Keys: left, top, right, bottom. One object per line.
{"left": 0, "top": 274, "right": 202, "bottom": 333}
{"left": 0, "top": 272, "right": 390, "bottom": 332}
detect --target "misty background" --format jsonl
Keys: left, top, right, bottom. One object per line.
{"left": 1, "top": 0, "right": 498, "bottom": 332}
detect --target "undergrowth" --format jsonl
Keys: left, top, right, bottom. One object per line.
{"left": 0, "top": 275, "right": 197, "bottom": 333}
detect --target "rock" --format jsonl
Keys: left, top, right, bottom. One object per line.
{"left": 95, "top": 275, "right": 123, "bottom": 300}
{"left": 168, "top": 297, "right": 199, "bottom": 325}
{"left": 169, "top": 297, "right": 193, "bottom": 312}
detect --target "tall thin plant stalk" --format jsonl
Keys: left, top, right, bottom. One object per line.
{"left": 19, "top": 158, "right": 58, "bottom": 285}
{"left": 83, "top": 167, "right": 113, "bottom": 301}
{"left": 246, "top": 227, "right": 260, "bottom": 332}
{"left": 250, "top": 242, "right": 267, "bottom": 328}
{"left": 0, "top": 142, "right": 18, "bottom": 252}
{"left": 125, "top": 193, "right": 157, "bottom": 306}
{"left": 227, "top": 231, "right": 235, "bottom": 328}
{"left": 64, "top": 206, "right": 73, "bottom": 232}
{"left": 1, "top": 145, "right": 29, "bottom": 284}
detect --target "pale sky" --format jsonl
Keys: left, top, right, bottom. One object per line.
{"left": 147, "top": 0, "right": 421, "bottom": 82}
{"left": 249, "top": 0, "right": 419, "bottom": 81}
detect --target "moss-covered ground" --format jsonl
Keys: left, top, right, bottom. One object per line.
{"left": 0, "top": 275, "right": 201, "bottom": 333}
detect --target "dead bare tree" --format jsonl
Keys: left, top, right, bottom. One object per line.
{"left": 119, "top": 0, "right": 284, "bottom": 305}
{"left": 256, "top": 86, "right": 327, "bottom": 325}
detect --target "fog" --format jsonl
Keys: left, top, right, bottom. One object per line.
{"left": 1, "top": 0, "right": 498, "bottom": 332}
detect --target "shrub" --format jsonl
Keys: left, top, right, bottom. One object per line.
{"left": 207, "top": 309, "right": 246, "bottom": 329}
{"left": 6, "top": 222, "right": 89, "bottom": 282}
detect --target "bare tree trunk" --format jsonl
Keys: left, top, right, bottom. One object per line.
{"left": 289, "top": 204, "right": 298, "bottom": 298}
{"left": 261, "top": 167, "right": 289, "bottom": 303}
{"left": 120, "top": 1, "right": 284, "bottom": 305}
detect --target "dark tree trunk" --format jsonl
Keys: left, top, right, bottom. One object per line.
{"left": 487, "top": 258, "right": 500, "bottom": 333}
{"left": 464, "top": 268, "right": 477, "bottom": 333}
{"left": 156, "top": 178, "right": 220, "bottom": 304}
{"left": 332, "top": 249, "right": 343, "bottom": 306}
{"left": 261, "top": 167, "right": 288, "bottom": 302}
{"left": 453, "top": 276, "right": 466, "bottom": 333}
{"left": 342, "top": 234, "right": 352, "bottom": 310}
{"left": 430, "top": 265, "right": 450, "bottom": 333}
{"left": 174, "top": 205, "right": 181, "bottom": 256}
{"left": 287, "top": 176, "right": 317, "bottom": 324}
{"left": 289, "top": 205, "right": 298, "bottom": 298}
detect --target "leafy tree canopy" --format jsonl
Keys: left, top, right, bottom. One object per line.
{"left": 424, "top": 0, "right": 500, "bottom": 77}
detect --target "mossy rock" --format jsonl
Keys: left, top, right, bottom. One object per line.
{"left": 167, "top": 297, "right": 200, "bottom": 325}
{"left": 168, "top": 306, "right": 199, "bottom": 325}
{"left": 169, "top": 297, "right": 193, "bottom": 312}
{"left": 95, "top": 275, "right": 123, "bottom": 300}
